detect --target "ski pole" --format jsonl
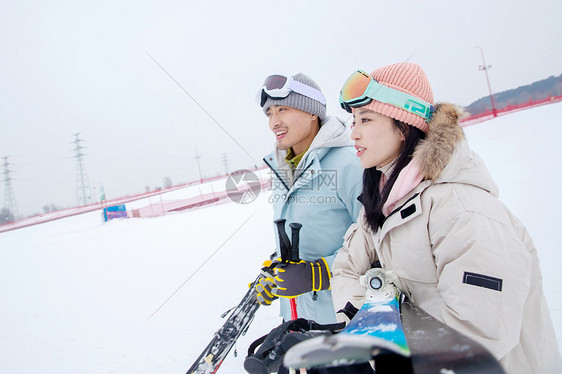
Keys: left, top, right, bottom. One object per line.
{"left": 289, "top": 223, "right": 302, "bottom": 262}
{"left": 274, "top": 219, "right": 302, "bottom": 320}
{"left": 274, "top": 219, "right": 291, "bottom": 263}
{"left": 288, "top": 222, "right": 302, "bottom": 320}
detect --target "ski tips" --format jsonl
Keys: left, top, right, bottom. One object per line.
{"left": 283, "top": 334, "right": 407, "bottom": 370}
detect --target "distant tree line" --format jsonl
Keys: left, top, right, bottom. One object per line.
{"left": 1, "top": 205, "right": 63, "bottom": 224}
{"left": 466, "top": 74, "right": 562, "bottom": 115}
{"left": 43, "top": 204, "right": 59, "bottom": 213}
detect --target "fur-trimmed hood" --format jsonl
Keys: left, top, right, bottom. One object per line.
{"left": 413, "top": 102, "right": 499, "bottom": 197}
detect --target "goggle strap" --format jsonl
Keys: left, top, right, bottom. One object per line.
{"left": 340, "top": 72, "right": 433, "bottom": 121}
{"left": 286, "top": 79, "right": 327, "bottom": 105}
{"left": 366, "top": 83, "right": 432, "bottom": 121}
{"left": 257, "top": 75, "right": 327, "bottom": 107}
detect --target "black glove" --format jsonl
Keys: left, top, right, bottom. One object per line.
{"left": 271, "top": 258, "right": 331, "bottom": 299}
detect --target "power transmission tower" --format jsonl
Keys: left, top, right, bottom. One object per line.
{"left": 2, "top": 156, "right": 19, "bottom": 219}
{"left": 475, "top": 46, "right": 498, "bottom": 117}
{"left": 194, "top": 147, "right": 203, "bottom": 182}
{"left": 73, "top": 133, "right": 93, "bottom": 206}
{"left": 222, "top": 153, "right": 230, "bottom": 175}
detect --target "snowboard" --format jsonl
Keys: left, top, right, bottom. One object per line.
{"left": 400, "top": 299, "right": 505, "bottom": 374}
{"left": 283, "top": 268, "right": 505, "bottom": 374}
{"left": 283, "top": 268, "right": 408, "bottom": 368}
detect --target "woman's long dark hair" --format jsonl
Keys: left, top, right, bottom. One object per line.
{"left": 362, "top": 120, "right": 426, "bottom": 233}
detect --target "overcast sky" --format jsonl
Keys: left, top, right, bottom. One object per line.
{"left": 1, "top": 0, "right": 561, "bottom": 216}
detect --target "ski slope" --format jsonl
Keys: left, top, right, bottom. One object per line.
{"left": 1, "top": 102, "right": 561, "bottom": 373}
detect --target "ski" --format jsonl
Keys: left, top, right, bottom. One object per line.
{"left": 187, "top": 219, "right": 303, "bottom": 374}
{"left": 186, "top": 273, "right": 263, "bottom": 374}
{"left": 283, "top": 268, "right": 505, "bottom": 374}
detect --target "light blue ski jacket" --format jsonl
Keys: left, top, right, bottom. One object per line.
{"left": 263, "top": 116, "right": 363, "bottom": 324}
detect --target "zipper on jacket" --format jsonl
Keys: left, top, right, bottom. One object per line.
{"left": 263, "top": 157, "right": 290, "bottom": 192}
{"left": 293, "top": 161, "right": 315, "bottom": 186}
{"left": 263, "top": 156, "right": 317, "bottom": 193}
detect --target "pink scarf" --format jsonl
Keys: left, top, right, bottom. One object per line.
{"left": 382, "top": 159, "right": 424, "bottom": 216}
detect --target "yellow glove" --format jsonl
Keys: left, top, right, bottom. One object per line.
{"left": 252, "top": 259, "right": 280, "bottom": 306}
{"left": 255, "top": 276, "right": 278, "bottom": 306}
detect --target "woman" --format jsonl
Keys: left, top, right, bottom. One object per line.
{"left": 331, "top": 62, "right": 561, "bottom": 374}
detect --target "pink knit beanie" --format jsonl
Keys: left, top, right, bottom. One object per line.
{"left": 361, "top": 62, "right": 434, "bottom": 132}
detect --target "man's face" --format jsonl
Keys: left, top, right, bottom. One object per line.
{"left": 266, "top": 105, "right": 318, "bottom": 155}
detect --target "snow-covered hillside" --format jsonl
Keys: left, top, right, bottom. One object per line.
{"left": 1, "top": 102, "right": 561, "bottom": 373}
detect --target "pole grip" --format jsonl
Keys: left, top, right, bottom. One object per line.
{"left": 290, "top": 222, "right": 301, "bottom": 320}
{"left": 274, "top": 219, "right": 291, "bottom": 263}
{"left": 289, "top": 222, "right": 302, "bottom": 262}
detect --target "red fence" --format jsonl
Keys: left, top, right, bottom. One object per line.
{"left": 0, "top": 166, "right": 269, "bottom": 233}
{"left": 460, "top": 95, "right": 562, "bottom": 127}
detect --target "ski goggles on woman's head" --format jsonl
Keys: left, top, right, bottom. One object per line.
{"left": 339, "top": 70, "right": 433, "bottom": 122}
{"left": 257, "top": 74, "right": 326, "bottom": 107}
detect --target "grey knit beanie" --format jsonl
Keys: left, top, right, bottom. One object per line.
{"left": 261, "top": 73, "right": 327, "bottom": 121}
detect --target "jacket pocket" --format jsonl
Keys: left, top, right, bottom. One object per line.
{"left": 440, "top": 267, "right": 502, "bottom": 339}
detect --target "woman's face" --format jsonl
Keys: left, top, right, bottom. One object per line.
{"left": 350, "top": 108, "right": 405, "bottom": 169}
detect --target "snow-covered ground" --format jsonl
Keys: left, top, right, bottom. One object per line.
{"left": 1, "top": 102, "right": 561, "bottom": 373}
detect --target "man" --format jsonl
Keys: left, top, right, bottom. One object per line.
{"left": 256, "top": 73, "right": 363, "bottom": 324}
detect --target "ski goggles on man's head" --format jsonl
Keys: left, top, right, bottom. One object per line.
{"left": 257, "top": 74, "right": 326, "bottom": 107}
{"left": 339, "top": 69, "right": 433, "bottom": 122}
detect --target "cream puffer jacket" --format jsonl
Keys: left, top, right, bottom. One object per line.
{"left": 331, "top": 103, "right": 561, "bottom": 374}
